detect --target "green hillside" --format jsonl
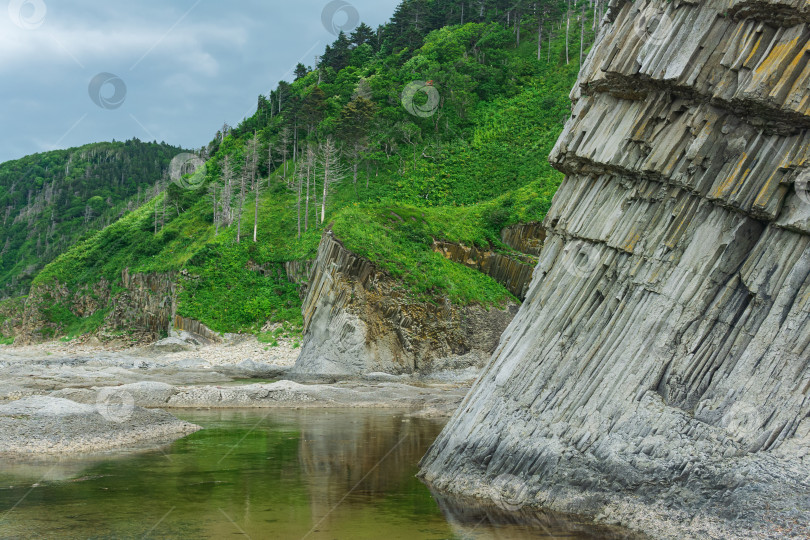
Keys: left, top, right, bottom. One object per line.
{"left": 26, "top": 0, "right": 598, "bottom": 340}
{"left": 0, "top": 140, "right": 185, "bottom": 298}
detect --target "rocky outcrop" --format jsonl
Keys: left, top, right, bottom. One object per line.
{"left": 18, "top": 269, "right": 177, "bottom": 344}
{"left": 0, "top": 297, "right": 24, "bottom": 341}
{"left": 500, "top": 222, "right": 545, "bottom": 256}
{"left": 293, "top": 231, "right": 518, "bottom": 376}
{"left": 114, "top": 269, "right": 176, "bottom": 336}
{"left": 172, "top": 316, "right": 221, "bottom": 344}
{"left": 432, "top": 241, "right": 536, "bottom": 300}
{"left": 284, "top": 259, "right": 316, "bottom": 298}
{"left": 420, "top": 1, "right": 810, "bottom": 538}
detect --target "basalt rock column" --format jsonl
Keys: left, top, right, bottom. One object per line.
{"left": 419, "top": 0, "right": 810, "bottom": 538}
{"left": 292, "top": 231, "right": 518, "bottom": 376}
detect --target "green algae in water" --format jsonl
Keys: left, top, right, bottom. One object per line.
{"left": 0, "top": 409, "right": 627, "bottom": 539}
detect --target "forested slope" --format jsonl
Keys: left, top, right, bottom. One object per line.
{"left": 0, "top": 140, "right": 184, "bottom": 298}
{"left": 18, "top": 0, "right": 602, "bottom": 342}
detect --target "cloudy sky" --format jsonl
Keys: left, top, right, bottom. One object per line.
{"left": 0, "top": 0, "right": 400, "bottom": 163}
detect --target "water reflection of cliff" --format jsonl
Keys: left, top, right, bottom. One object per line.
{"left": 430, "top": 491, "right": 648, "bottom": 540}
{"left": 297, "top": 409, "right": 445, "bottom": 519}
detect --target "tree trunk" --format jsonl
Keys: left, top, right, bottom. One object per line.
{"left": 321, "top": 155, "right": 329, "bottom": 224}
{"left": 296, "top": 172, "right": 301, "bottom": 239}
{"left": 237, "top": 159, "right": 246, "bottom": 243}
{"left": 566, "top": 1, "right": 571, "bottom": 64}
{"left": 267, "top": 144, "right": 273, "bottom": 188}
{"left": 537, "top": 15, "right": 544, "bottom": 60}
{"left": 212, "top": 187, "right": 219, "bottom": 237}
{"left": 154, "top": 191, "right": 159, "bottom": 235}
{"left": 253, "top": 181, "right": 259, "bottom": 242}
{"left": 305, "top": 151, "right": 310, "bottom": 232}
{"left": 312, "top": 156, "right": 318, "bottom": 229}
{"left": 580, "top": 3, "right": 585, "bottom": 65}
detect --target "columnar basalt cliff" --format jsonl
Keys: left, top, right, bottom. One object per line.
{"left": 432, "top": 241, "right": 537, "bottom": 300}
{"left": 18, "top": 270, "right": 177, "bottom": 344}
{"left": 420, "top": 1, "right": 810, "bottom": 538}
{"left": 293, "top": 231, "right": 519, "bottom": 376}
{"left": 500, "top": 222, "right": 545, "bottom": 256}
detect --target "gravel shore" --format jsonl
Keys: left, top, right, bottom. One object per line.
{"left": 0, "top": 335, "right": 472, "bottom": 456}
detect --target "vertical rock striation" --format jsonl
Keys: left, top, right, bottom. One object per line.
{"left": 420, "top": 0, "right": 810, "bottom": 538}
{"left": 431, "top": 241, "right": 537, "bottom": 300}
{"left": 293, "top": 231, "right": 518, "bottom": 376}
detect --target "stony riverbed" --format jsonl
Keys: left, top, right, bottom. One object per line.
{"left": 0, "top": 335, "right": 472, "bottom": 457}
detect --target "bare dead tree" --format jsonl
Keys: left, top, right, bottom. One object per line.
{"left": 208, "top": 183, "right": 219, "bottom": 237}
{"left": 295, "top": 151, "right": 305, "bottom": 238}
{"left": 236, "top": 152, "right": 248, "bottom": 243}
{"left": 279, "top": 126, "right": 291, "bottom": 183}
{"left": 304, "top": 144, "right": 314, "bottom": 232}
{"left": 537, "top": 6, "right": 544, "bottom": 60}
{"left": 267, "top": 143, "right": 274, "bottom": 188}
{"left": 317, "top": 137, "right": 345, "bottom": 224}
{"left": 580, "top": 2, "right": 586, "bottom": 65}
{"left": 565, "top": 0, "right": 571, "bottom": 64}
{"left": 249, "top": 135, "right": 260, "bottom": 243}
{"left": 220, "top": 155, "right": 234, "bottom": 227}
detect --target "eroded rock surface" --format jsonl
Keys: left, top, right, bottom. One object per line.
{"left": 293, "top": 231, "right": 518, "bottom": 376}
{"left": 420, "top": 1, "right": 810, "bottom": 538}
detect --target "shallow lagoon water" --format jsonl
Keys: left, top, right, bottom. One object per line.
{"left": 0, "top": 409, "right": 632, "bottom": 539}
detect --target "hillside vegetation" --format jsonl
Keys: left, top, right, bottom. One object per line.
{"left": 0, "top": 140, "right": 185, "bottom": 298}
{"left": 24, "top": 0, "right": 600, "bottom": 340}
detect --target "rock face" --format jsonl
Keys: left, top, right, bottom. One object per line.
{"left": 18, "top": 269, "right": 220, "bottom": 346}
{"left": 500, "top": 222, "right": 545, "bottom": 256}
{"left": 18, "top": 270, "right": 177, "bottom": 344}
{"left": 0, "top": 297, "right": 23, "bottom": 341}
{"left": 293, "top": 231, "right": 519, "bottom": 376}
{"left": 420, "top": 1, "right": 810, "bottom": 538}
{"left": 432, "top": 241, "right": 536, "bottom": 300}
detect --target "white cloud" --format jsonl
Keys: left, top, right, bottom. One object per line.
{"left": 0, "top": 0, "right": 402, "bottom": 163}
{"left": 0, "top": 16, "right": 244, "bottom": 73}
